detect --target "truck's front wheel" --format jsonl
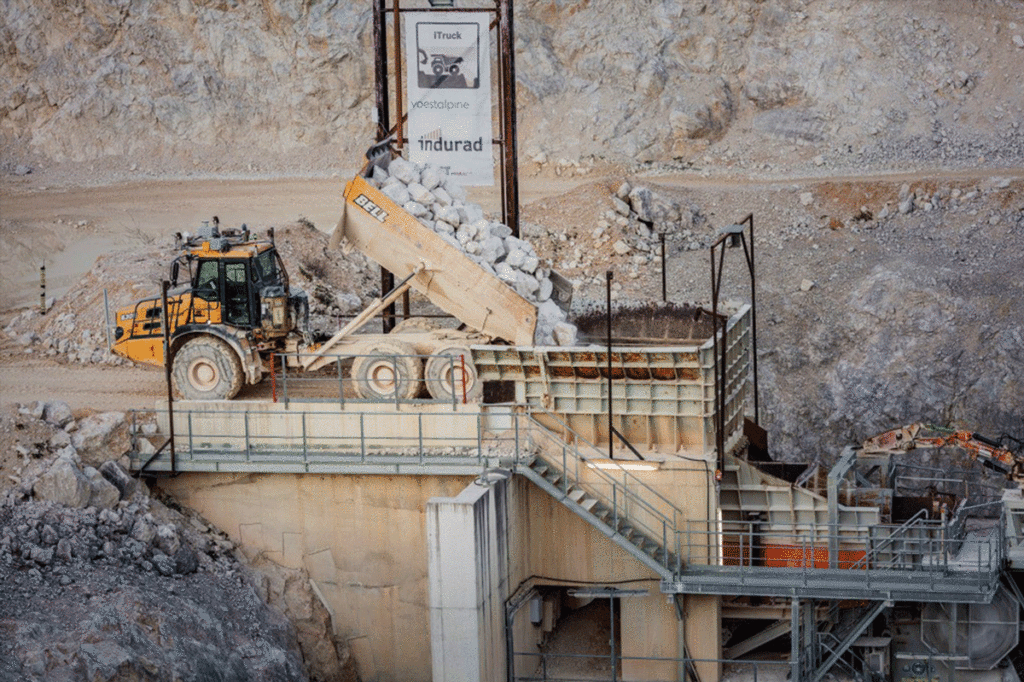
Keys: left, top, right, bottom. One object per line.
{"left": 172, "top": 337, "right": 243, "bottom": 400}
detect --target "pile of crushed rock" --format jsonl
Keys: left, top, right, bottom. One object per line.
{"left": 0, "top": 401, "right": 357, "bottom": 681}
{"left": 367, "top": 156, "right": 577, "bottom": 345}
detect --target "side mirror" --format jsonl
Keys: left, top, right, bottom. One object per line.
{"left": 171, "top": 261, "right": 180, "bottom": 287}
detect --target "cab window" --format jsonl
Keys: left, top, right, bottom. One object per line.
{"left": 194, "top": 260, "right": 219, "bottom": 301}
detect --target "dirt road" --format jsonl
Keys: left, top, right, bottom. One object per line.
{"left": 2, "top": 168, "right": 1020, "bottom": 412}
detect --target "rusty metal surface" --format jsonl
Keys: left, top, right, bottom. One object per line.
{"left": 574, "top": 302, "right": 719, "bottom": 345}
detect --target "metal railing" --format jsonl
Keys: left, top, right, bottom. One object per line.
{"left": 128, "top": 406, "right": 521, "bottom": 472}
{"left": 521, "top": 408, "right": 707, "bottom": 574}
{"left": 127, "top": 402, "right": 1005, "bottom": 594}
{"left": 511, "top": 650, "right": 788, "bottom": 682}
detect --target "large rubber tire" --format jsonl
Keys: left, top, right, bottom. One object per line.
{"left": 352, "top": 341, "right": 423, "bottom": 401}
{"left": 391, "top": 316, "right": 442, "bottom": 334}
{"left": 172, "top": 336, "right": 244, "bottom": 401}
{"left": 425, "top": 347, "right": 482, "bottom": 403}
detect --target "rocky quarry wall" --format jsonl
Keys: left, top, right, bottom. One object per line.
{"left": 3, "top": 0, "right": 1024, "bottom": 173}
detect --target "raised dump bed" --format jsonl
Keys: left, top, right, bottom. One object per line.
{"left": 472, "top": 303, "right": 752, "bottom": 457}
{"left": 328, "top": 152, "right": 571, "bottom": 346}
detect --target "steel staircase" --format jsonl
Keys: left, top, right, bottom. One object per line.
{"left": 518, "top": 416, "right": 690, "bottom": 581}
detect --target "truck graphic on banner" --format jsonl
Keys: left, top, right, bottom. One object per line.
{"left": 415, "top": 22, "right": 480, "bottom": 89}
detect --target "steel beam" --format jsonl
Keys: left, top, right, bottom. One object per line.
{"left": 812, "top": 600, "right": 891, "bottom": 682}
{"left": 723, "top": 619, "right": 792, "bottom": 660}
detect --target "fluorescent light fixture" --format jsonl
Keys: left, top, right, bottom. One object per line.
{"left": 586, "top": 460, "right": 660, "bottom": 472}
{"left": 428, "top": 0, "right": 455, "bottom": 6}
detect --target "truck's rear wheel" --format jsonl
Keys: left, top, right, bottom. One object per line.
{"left": 352, "top": 341, "right": 422, "bottom": 401}
{"left": 391, "top": 316, "right": 441, "bottom": 334}
{"left": 425, "top": 347, "right": 482, "bottom": 403}
{"left": 172, "top": 337, "right": 243, "bottom": 400}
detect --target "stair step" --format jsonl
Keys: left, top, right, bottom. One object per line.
{"left": 567, "top": 489, "right": 586, "bottom": 503}
{"left": 533, "top": 463, "right": 549, "bottom": 476}
{"left": 580, "top": 497, "right": 599, "bottom": 512}
{"left": 544, "top": 472, "right": 563, "bottom": 487}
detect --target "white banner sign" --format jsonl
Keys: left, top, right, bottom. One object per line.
{"left": 405, "top": 12, "right": 492, "bottom": 186}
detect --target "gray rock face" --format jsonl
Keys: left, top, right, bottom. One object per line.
{"left": 7, "top": 0, "right": 1019, "bottom": 173}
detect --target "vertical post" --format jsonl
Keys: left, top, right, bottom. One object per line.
{"left": 393, "top": 354, "right": 400, "bottom": 409}
{"left": 660, "top": 233, "right": 667, "bottom": 302}
{"left": 373, "top": 0, "right": 396, "bottom": 331}
{"left": 606, "top": 271, "right": 614, "bottom": 460}
{"left": 610, "top": 593, "right": 618, "bottom": 682}
{"left": 39, "top": 264, "right": 46, "bottom": 314}
{"left": 301, "top": 410, "right": 308, "bottom": 461}
{"left": 103, "top": 289, "right": 112, "bottom": 350}
{"left": 372, "top": 0, "right": 390, "bottom": 143}
{"left": 791, "top": 598, "right": 802, "bottom": 682}
{"left": 270, "top": 354, "right": 278, "bottom": 403}
{"left": 392, "top": 0, "right": 403, "bottom": 150}
{"left": 282, "top": 352, "right": 289, "bottom": 404}
{"left": 709, "top": 246, "right": 722, "bottom": 466}
{"left": 461, "top": 353, "right": 468, "bottom": 404}
{"left": 746, "top": 216, "right": 759, "bottom": 424}
{"left": 337, "top": 356, "right": 345, "bottom": 409}
{"left": 498, "top": 0, "right": 520, "bottom": 236}
{"left": 160, "top": 281, "right": 176, "bottom": 473}
{"left": 450, "top": 355, "right": 457, "bottom": 410}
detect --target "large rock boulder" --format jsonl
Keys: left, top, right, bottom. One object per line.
{"left": 33, "top": 458, "right": 91, "bottom": 508}
{"left": 70, "top": 412, "right": 127, "bottom": 466}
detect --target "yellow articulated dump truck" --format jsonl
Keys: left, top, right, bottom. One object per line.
{"left": 111, "top": 149, "right": 572, "bottom": 401}
{"left": 110, "top": 222, "right": 313, "bottom": 400}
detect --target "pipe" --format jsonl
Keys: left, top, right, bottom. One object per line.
{"left": 606, "top": 270, "right": 614, "bottom": 460}
{"left": 160, "top": 280, "right": 176, "bottom": 473}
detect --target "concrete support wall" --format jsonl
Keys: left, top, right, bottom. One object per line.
{"left": 507, "top": 475, "right": 722, "bottom": 682}
{"left": 161, "top": 459, "right": 721, "bottom": 682}
{"left": 159, "top": 472, "right": 472, "bottom": 682}
{"left": 427, "top": 476, "right": 509, "bottom": 682}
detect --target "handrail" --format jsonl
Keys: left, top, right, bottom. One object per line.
{"left": 528, "top": 404, "right": 701, "bottom": 516}
{"left": 847, "top": 508, "right": 929, "bottom": 571}
{"left": 523, "top": 417, "right": 680, "bottom": 539}
{"left": 525, "top": 418, "right": 677, "bottom": 523}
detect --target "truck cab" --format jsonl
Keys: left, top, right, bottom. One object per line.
{"left": 111, "top": 222, "right": 308, "bottom": 399}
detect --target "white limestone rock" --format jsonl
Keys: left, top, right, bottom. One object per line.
{"left": 505, "top": 248, "right": 527, "bottom": 269}
{"left": 495, "top": 262, "right": 517, "bottom": 283}
{"left": 388, "top": 157, "right": 419, "bottom": 185}
{"left": 381, "top": 182, "right": 411, "bottom": 206}
{"left": 407, "top": 182, "right": 435, "bottom": 205}
{"left": 403, "top": 201, "right": 429, "bottom": 218}
{"left": 553, "top": 322, "right": 578, "bottom": 346}
{"left": 433, "top": 186, "right": 453, "bottom": 207}
{"left": 420, "top": 165, "right": 442, "bottom": 190}
{"left": 371, "top": 164, "right": 390, "bottom": 185}
{"left": 435, "top": 205, "right": 461, "bottom": 226}
{"left": 479, "top": 236, "right": 506, "bottom": 263}
{"left": 489, "top": 222, "right": 513, "bottom": 239}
